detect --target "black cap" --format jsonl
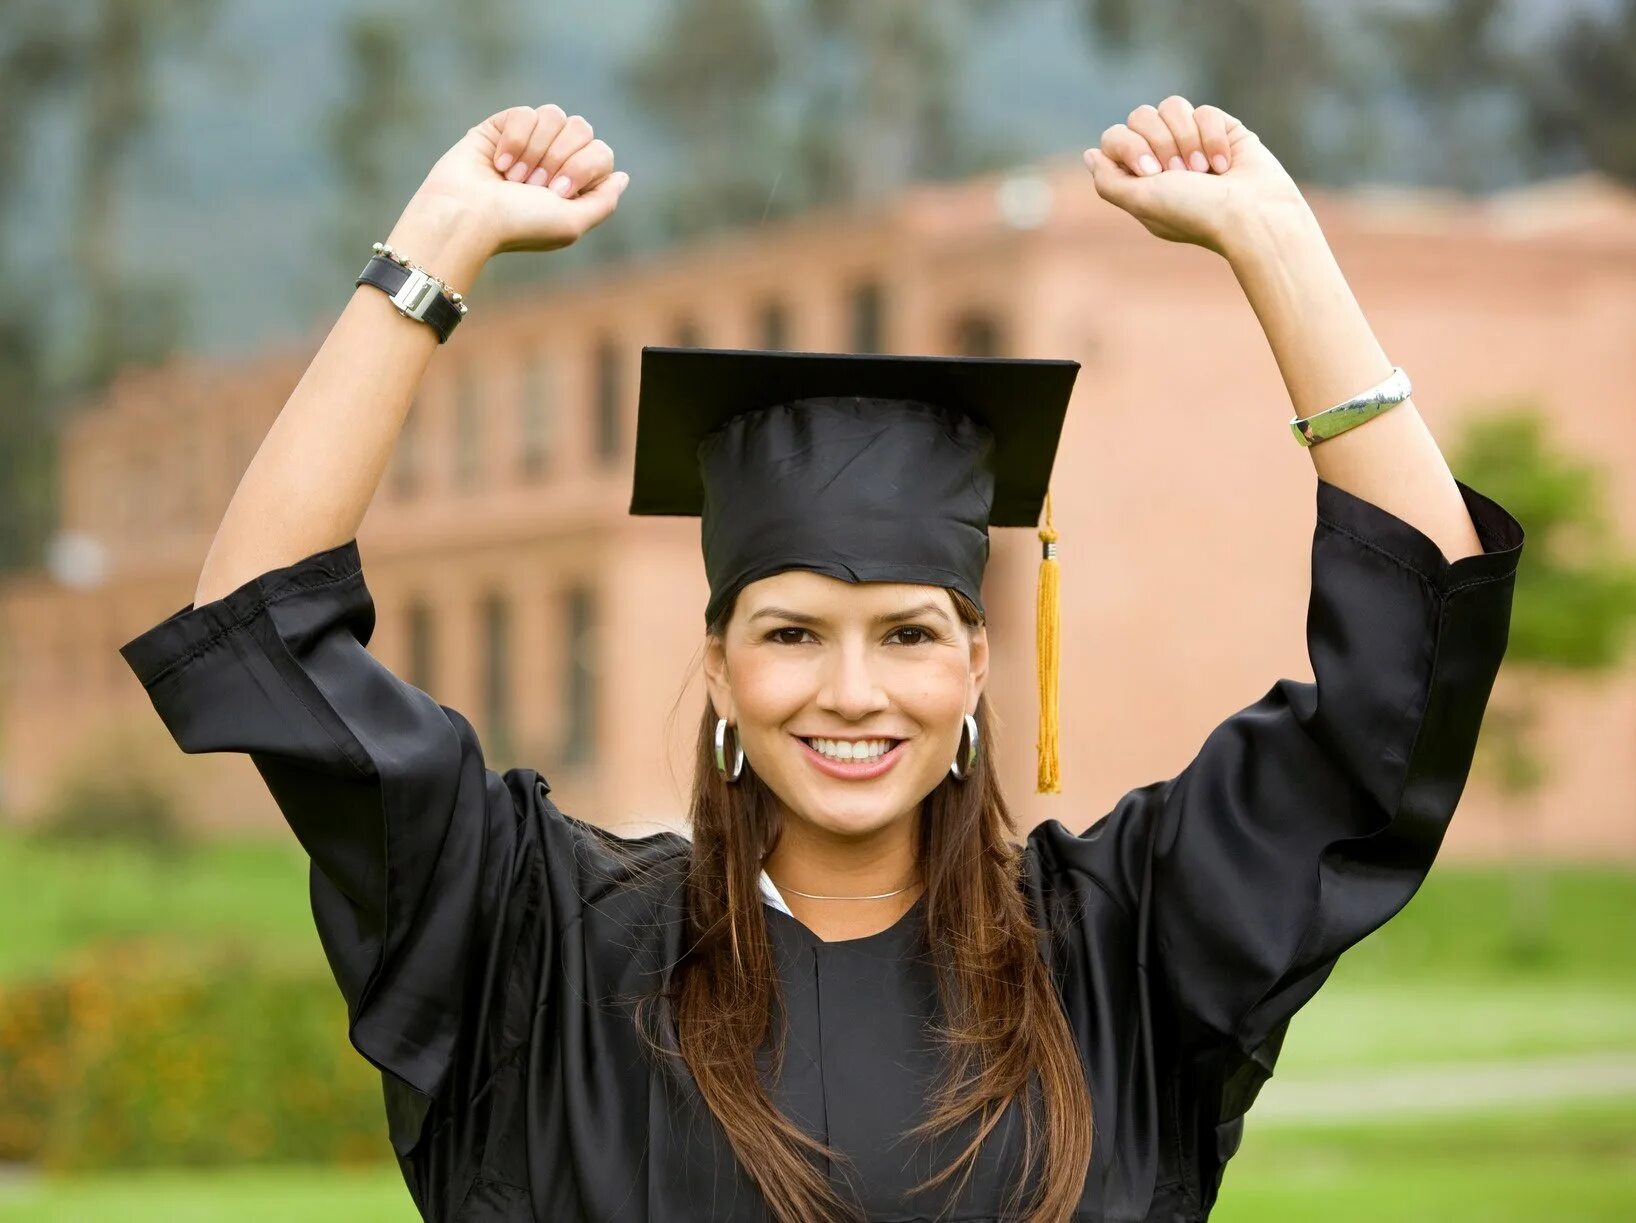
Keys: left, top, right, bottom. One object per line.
{"left": 628, "top": 346, "right": 1080, "bottom": 629}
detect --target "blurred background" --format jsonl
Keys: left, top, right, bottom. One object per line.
{"left": 2, "top": 0, "right": 1635, "bottom": 1219}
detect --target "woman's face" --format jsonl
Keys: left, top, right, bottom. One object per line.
{"left": 703, "top": 569, "right": 988, "bottom": 839}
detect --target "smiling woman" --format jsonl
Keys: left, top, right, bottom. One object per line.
{"left": 117, "top": 338, "right": 1526, "bottom": 1223}
{"left": 116, "top": 100, "right": 1525, "bottom": 1223}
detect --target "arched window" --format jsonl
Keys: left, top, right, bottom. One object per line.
{"left": 562, "top": 585, "right": 597, "bottom": 767}
{"left": 850, "top": 280, "right": 885, "bottom": 353}
{"left": 673, "top": 315, "right": 704, "bottom": 348}
{"left": 482, "top": 591, "right": 513, "bottom": 762}
{"left": 950, "top": 311, "right": 1005, "bottom": 357}
{"left": 454, "top": 369, "right": 482, "bottom": 491}
{"left": 758, "top": 299, "right": 789, "bottom": 350}
{"left": 406, "top": 598, "right": 436, "bottom": 693}
{"left": 391, "top": 396, "right": 422, "bottom": 498}
{"left": 520, "top": 353, "right": 553, "bottom": 480}
{"left": 594, "top": 337, "right": 622, "bottom": 465}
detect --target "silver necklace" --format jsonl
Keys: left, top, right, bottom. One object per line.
{"left": 770, "top": 880, "right": 920, "bottom": 900}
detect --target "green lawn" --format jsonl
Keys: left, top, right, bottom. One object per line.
{"left": 0, "top": 830, "right": 314, "bottom": 983}
{"left": 4, "top": 1099, "right": 1632, "bottom": 1222}
{"left": 1216, "top": 1096, "right": 1636, "bottom": 1222}
{"left": 3, "top": 827, "right": 1633, "bottom": 1219}
{"left": 0, "top": 1165, "right": 415, "bottom": 1223}
{"left": 1276, "top": 979, "right": 1636, "bottom": 1070}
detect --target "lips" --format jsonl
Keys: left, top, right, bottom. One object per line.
{"left": 793, "top": 734, "right": 907, "bottom": 781}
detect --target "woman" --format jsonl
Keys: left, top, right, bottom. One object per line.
{"left": 120, "top": 99, "right": 1524, "bottom": 1221}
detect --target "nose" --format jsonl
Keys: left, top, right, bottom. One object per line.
{"left": 815, "top": 638, "right": 889, "bottom": 721}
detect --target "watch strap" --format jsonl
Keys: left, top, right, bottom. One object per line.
{"left": 355, "top": 255, "right": 465, "bottom": 343}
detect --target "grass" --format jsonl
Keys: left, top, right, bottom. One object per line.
{"left": 0, "top": 1165, "right": 415, "bottom": 1223}
{"left": 4, "top": 829, "right": 1632, "bottom": 987}
{"left": 1215, "top": 1096, "right": 1636, "bottom": 1222}
{"left": 0, "top": 830, "right": 315, "bottom": 983}
{"left": 1275, "top": 979, "right": 1636, "bottom": 1071}
{"left": 2, "top": 828, "right": 1633, "bottom": 1219}
{"left": 3, "top": 1099, "right": 1632, "bottom": 1221}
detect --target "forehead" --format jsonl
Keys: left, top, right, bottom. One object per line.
{"left": 736, "top": 569, "right": 958, "bottom": 616}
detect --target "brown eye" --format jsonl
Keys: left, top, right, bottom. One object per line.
{"left": 889, "top": 626, "right": 933, "bottom": 646}
{"left": 767, "top": 627, "right": 812, "bottom": 645}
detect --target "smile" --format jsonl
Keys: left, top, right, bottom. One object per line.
{"left": 793, "top": 735, "right": 907, "bottom": 780}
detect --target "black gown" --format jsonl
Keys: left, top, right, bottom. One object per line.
{"left": 119, "top": 476, "right": 1523, "bottom": 1222}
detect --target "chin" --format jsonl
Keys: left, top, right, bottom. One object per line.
{"left": 782, "top": 778, "right": 922, "bottom": 837}
{"left": 796, "top": 803, "right": 904, "bottom": 839}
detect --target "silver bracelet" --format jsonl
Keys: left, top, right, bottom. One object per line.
{"left": 371, "top": 241, "right": 468, "bottom": 311}
{"left": 1289, "top": 365, "right": 1411, "bottom": 448}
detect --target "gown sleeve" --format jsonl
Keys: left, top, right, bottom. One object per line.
{"left": 117, "top": 538, "right": 584, "bottom": 1159}
{"left": 1029, "top": 476, "right": 1525, "bottom": 1063}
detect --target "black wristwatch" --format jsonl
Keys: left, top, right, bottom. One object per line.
{"left": 355, "top": 244, "right": 469, "bottom": 343}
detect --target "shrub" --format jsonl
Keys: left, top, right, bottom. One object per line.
{"left": 30, "top": 774, "right": 186, "bottom": 857}
{"left": 0, "top": 936, "right": 393, "bottom": 1171}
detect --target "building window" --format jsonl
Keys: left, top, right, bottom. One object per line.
{"left": 850, "top": 280, "right": 884, "bottom": 353}
{"left": 758, "top": 300, "right": 788, "bottom": 350}
{"left": 454, "top": 369, "right": 482, "bottom": 491}
{"left": 520, "top": 353, "right": 553, "bottom": 480}
{"left": 406, "top": 599, "right": 435, "bottom": 693}
{"left": 594, "top": 337, "right": 621, "bottom": 464}
{"left": 951, "top": 311, "right": 1005, "bottom": 357}
{"left": 482, "top": 591, "right": 513, "bottom": 762}
{"left": 673, "top": 314, "right": 704, "bottom": 348}
{"left": 392, "top": 397, "right": 422, "bottom": 498}
{"left": 562, "top": 585, "right": 596, "bottom": 767}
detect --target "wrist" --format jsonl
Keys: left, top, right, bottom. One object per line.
{"left": 1219, "top": 197, "right": 1326, "bottom": 270}
{"left": 383, "top": 192, "right": 497, "bottom": 295}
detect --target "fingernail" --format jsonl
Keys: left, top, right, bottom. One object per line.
{"left": 550, "top": 175, "right": 572, "bottom": 196}
{"left": 526, "top": 166, "right": 549, "bottom": 187}
{"left": 1190, "top": 151, "right": 1209, "bottom": 172}
{"left": 1212, "top": 153, "right": 1228, "bottom": 173}
{"left": 1167, "top": 155, "right": 1184, "bottom": 172}
{"left": 495, "top": 152, "right": 514, "bottom": 172}
{"left": 506, "top": 161, "right": 529, "bottom": 182}
{"left": 1139, "top": 154, "right": 1161, "bottom": 175}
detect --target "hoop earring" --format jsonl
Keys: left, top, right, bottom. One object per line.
{"left": 949, "top": 712, "right": 979, "bottom": 781}
{"left": 715, "top": 717, "right": 745, "bottom": 783}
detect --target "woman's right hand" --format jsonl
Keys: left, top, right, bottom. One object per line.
{"left": 413, "top": 103, "right": 630, "bottom": 256}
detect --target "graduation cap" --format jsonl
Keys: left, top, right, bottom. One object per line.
{"left": 630, "top": 346, "right": 1079, "bottom": 793}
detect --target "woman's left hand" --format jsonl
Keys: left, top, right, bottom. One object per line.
{"left": 1082, "top": 97, "right": 1308, "bottom": 257}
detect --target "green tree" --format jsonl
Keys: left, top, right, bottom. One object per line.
{"left": 793, "top": 0, "right": 1024, "bottom": 205}
{"left": 0, "top": 0, "right": 218, "bottom": 574}
{"left": 624, "top": 0, "right": 785, "bottom": 240}
{"left": 319, "top": 1, "right": 525, "bottom": 290}
{"left": 323, "top": 13, "right": 428, "bottom": 272}
{"left": 1361, "top": 0, "right": 1519, "bottom": 194}
{"left": 622, "top": 0, "right": 1029, "bottom": 239}
{"left": 1079, "top": 0, "right": 1347, "bottom": 183}
{"left": 0, "top": 8, "right": 76, "bottom": 574}
{"left": 1450, "top": 406, "right": 1636, "bottom": 960}
{"left": 1513, "top": 0, "right": 1636, "bottom": 185}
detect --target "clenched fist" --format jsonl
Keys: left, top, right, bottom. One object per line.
{"left": 414, "top": 103, "right": 631, "bottom": 256}
{"left": 1082, "top": 97, "right": 1306, "bottom": 257}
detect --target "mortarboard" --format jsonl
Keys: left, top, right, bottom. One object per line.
{"left": 629, "top": 346, "right": 1079, "bottom": 793}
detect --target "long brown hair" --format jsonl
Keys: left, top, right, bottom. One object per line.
{"left": 631, "top": 587, "right": 1093, "bottom": 1221}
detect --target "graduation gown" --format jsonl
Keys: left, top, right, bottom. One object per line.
{"left": 119, "top": 476, "right": 1523, "bottom": 1221}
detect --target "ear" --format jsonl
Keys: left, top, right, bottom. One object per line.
{"left": 702, "top": 632, "right": 735, "bottom": 723}
{"left": 967, "top": 622, "right": 990, "bottom": 716}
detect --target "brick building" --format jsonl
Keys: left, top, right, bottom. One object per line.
{"left": 2, "top": 156, "right": 1633, "bottom": 858}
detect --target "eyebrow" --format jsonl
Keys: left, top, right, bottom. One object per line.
{"left": 747, "top": 601, "right": 953, "bottom": 628}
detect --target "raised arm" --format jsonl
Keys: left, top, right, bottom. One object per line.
{"left": 193, "top": 103, "right": 629, "bottom": 606}
{"left": 122, "top": 104, "right": 632, "bottom": 1167}
{"left": 1083, "top": 95, "right": 1483, "bottom": 567}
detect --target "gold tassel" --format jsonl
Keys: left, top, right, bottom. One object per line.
{"left": 1036, "top": 489, "right": 1061, "bottom": 794}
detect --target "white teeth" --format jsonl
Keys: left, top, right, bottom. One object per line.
{"left": 805, "top": 737, "right": 894, "bottom": 762}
